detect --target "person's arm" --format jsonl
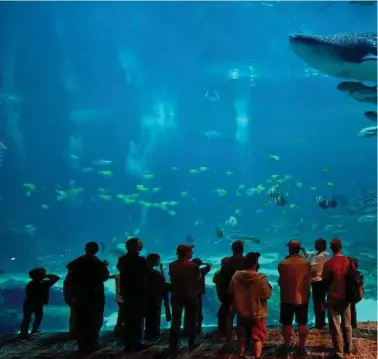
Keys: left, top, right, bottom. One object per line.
{"left": 200, "top": 263, "right": 211, "bottom": 275}
{"left": 228, "top": 273, "right": 237, "bottom": 294}
{"left": 261, "top": 277, "right": 273, "bottom": 300}
{"left": 101, "top": 260, "right": 110, "bottom": 281}
{"left": 311, "top": 252, "right": 328, "bottom": 276}
{"left": 277, "top": 262, "right": 282, "bottom": 286}
{"left": 301, "top": 247, "right": 316, "bottom": 261}
{"left": 116, "top": 257, "right": 123, "bottom": 272}
{"left": 321, "top": 262, "right": 332, "bottom": 290}
{"left": 45, "top": 274, "right": 60, "bottom": 287}
{"left": 212, "top": 270, "right": 220, "bottom": 284}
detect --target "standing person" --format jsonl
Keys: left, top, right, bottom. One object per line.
{"left": 63, "top": 268, "right": 76, "bottom": 338}
{"left": 217, "top": 240, "right": 245, "bottom": 342}
{"left": 145, "top": 253, "right": 171, "bottom": 341}
{"left": 108, "top": 273, "right": 124, "bottom": 335}
{"left": 350, "top": 257, "right": 363, "bottom": 329}
{"left": 67, "top": 242, "right": 109, "bottom": 354}
{"left": 229, "top": 252, "right": 272, "bottom": 359}
{"left": 300, "top": 238, "right": 329, "bottom": 330}
{"left": 117, "top": 238, "right": 147, "bottom": 352}
{"left": 191, "top": 258, "right": 211, "bottom": 334}
{"left": 278, "top": 240, "right": 311, "bottom": 359}
{"left": 168, "top": 244, "right": 205, "bottom": 351}
{"left": 20, "top": 268, "right": 60, "bottom": 336}
{"left": 322, "top": 238, "right": 353, "bottom": 359}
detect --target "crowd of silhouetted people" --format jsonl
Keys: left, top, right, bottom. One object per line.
{"left": 19, "top": 237, "right": 363, "bottom": 359}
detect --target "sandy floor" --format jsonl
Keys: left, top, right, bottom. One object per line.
{"left": 0, "top": 323, "right": 376, "bottom": 359}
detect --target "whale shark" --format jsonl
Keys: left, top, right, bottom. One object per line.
{"left": 289, "top": 33, "right": 377, "bottom": 82}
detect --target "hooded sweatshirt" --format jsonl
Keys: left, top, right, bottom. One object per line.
{"left": 229, "top": 270, "right": 272, "bottom": 319}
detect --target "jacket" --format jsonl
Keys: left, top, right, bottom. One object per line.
{"left": 278, "top": 254, "right": 311, "bottom": 305}
{"left": 169, "top": 259, "right": 201, "bottom": 298}
{"left": 67, "top": 255, "right": 109, "bottom": 299}
{"left": 229, "top": 270, "right": 272, "bottom": 319}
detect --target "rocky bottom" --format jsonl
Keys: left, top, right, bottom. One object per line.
{"left": 0, "top": 323, "right": 376, "bottom": 359}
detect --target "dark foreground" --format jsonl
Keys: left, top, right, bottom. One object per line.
{"left": 0, "top": 323, "right": 376, "bottom": 359}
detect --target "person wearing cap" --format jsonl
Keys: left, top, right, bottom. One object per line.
{"left": 216, "top": 240, "right": 245, "bottom": 342}
{"left": 300, "top": 238, "right": 329, "bottom": 330}
{"left": 278, "top": 239, "right": 311, "bottom": 359}
{"left": 117, "top": 238, "right": 147, "bottom": 352}
{"left": 321, "top": 238, "right": 353, "bottom": 359}
{"left": 168, "top": 244, "right": 204, "bottom": 351}
{"left": 229, "top": 252, "right": 272, "bottom": 359}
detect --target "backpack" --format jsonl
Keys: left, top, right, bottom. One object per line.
{"left": 345, "top": 257, "right": 364, "bottom": 304}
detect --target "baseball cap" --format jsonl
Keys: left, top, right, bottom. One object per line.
{"left": 286, "top": 239, "right": 301, "bottom": 249}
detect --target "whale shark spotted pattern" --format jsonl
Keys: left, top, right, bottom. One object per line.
{"left": 289, "top": 33, "right": 377, "bottom": 82}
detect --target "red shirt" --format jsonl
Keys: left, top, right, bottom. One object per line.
{"left": 322, "top": 253, "right": 350, "bottom": 304}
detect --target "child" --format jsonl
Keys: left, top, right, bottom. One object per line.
{"left": 20, "top": 267, "right": 60, "bottom": 335}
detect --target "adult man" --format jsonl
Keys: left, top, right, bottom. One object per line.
{"left": 169, "top": 244, "right": 206, "bottom": 351}
{"left": 67, "top": 242, "right": 109, "bottom": 353}
{"left": 322, "top": 238, "right": 352, "bottom": 359}
{"left": 117, "top": 238, "right": 147, "bottom": 352}
{"left": 229, "top": 252, "right": 272, "bottom": 359}
{"left": 301, "top": 238, "right": 329, "bottom": 329}
{"left": 278, "top": 240, "right": 311, "bottom": 359}
{"left": 217, "top": 240, "right": 245, "bottom": 341}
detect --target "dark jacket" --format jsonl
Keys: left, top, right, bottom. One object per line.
{"left": 169, "top": 259, "right": 201, "bottom": 298}
{"left": 218, "top": 255, "right": 245, "bottom": 299}
{"left": 117, "top": 252, "right": 147, "bottom": 298}
{"left": 146, "top": 269, "right": 169, "bottom": 307}
{"left": 24, "top": 274, "right": 60, "bottom": 307}
{"left": 67, "top": 254, "right": 109, "bottom": 299}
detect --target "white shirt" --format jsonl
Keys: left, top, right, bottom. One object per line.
{"left": 304, "top": 250, "right": 329, "bottom": 282}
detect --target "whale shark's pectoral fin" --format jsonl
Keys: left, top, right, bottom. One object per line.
{"left": 361, "top": 54, "right": 378, "bottom": 62}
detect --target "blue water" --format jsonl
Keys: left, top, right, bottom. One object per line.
{"left": 0, "top": 1, "right": 376, "bottom": 334}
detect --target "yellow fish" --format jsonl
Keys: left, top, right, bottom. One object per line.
{"left": 136, "top": 185, "right": 149, "bottom": 192}
{"left": 98, "top": 170, "right": 113, "bottom": 177}
{"left": 143, "top": 173, "right": 155, "bottom": 179}
{"left": 199, "top": 166, "right": 209, "bottom": 172}
{"left": 214, "top": 189, "right": 227, "bottom": 196}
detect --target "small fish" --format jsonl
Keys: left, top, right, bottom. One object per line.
{"left": 25, "top": 224, "right": 36, "bottom": 236}
{"left": 268, "top": 155, "right": 280, "bottom": 161}
{"left": 204, "top": 130, "right": 221, "bottom": 139}
{"left": 92, "top": 159, "right": 112, "bottom": 166}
